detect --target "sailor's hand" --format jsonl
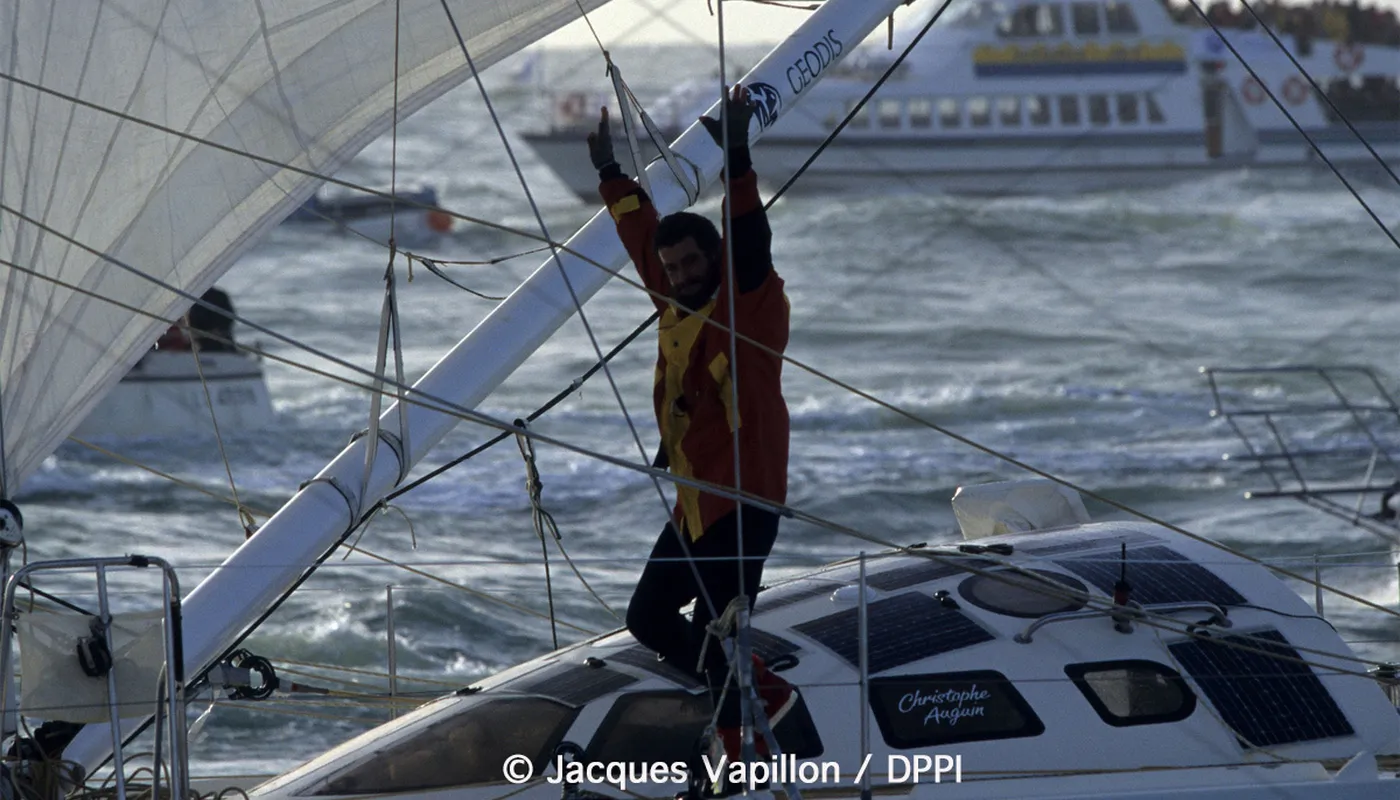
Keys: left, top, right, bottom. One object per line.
{"left": 700, "top": 84, "right": 754, "bottom": 150}
{"left": 587, "top": 107, "right": 617, "bottom": 172}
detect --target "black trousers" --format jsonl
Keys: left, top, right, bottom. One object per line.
{"left": 625, "top": 505, "right": 779, "bottom": 727}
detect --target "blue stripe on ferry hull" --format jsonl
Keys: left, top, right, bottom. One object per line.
{"left": 974, "top": 60, "right": 1188, "bottom": 77}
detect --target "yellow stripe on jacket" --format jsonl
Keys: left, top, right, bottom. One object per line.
{"left": 658, "top": 298, "right": 717, "bottom": 540}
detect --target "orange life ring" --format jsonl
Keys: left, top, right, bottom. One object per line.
{"left": 1282, "top": 76, "right": 1309, "bottom": 105}
{"left": 1241, "top": 76, "right": 1265, "bottom": 105}
{"left": 1334, "top": 41, "right": 1364, "bottom": 73}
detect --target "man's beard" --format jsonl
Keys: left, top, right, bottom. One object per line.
{"left": 674, "top": 274, "right": 720, "bottom": 312}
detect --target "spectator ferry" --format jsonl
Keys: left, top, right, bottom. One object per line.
{"left": 522, "top": 0, "right": 1400, "bottom": 197}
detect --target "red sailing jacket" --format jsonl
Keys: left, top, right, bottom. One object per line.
{"left": 600, "top": 168, "right": 790, "bottom": 541}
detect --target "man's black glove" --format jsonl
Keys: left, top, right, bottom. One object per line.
{"left": 587, "top": 107, "right": 620, "bottom": 178}
{"left": 699, "top": 84, "right": 754, "bottom": 150}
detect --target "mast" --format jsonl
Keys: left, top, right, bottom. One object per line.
{"left": 62, "top": 0, "right": 923, "bottom": 772}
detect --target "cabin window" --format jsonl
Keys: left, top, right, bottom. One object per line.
{"left": 938, "top": 98, "right": 962, "bottom": 127}
{"left": 869, "top": 670, "right": 1045, "bottom": 748}
{"left": 958, "top": 569, "right": 1089, "bottom": 619}
{"left": 1071, "top": 1, "right": 1100, "bottom": 34}
{"left": 998, "top": 96, "right": 1022, "bottom": 126}
{"left": 588, "top": 691, "right": 825, "bottom": 763}
{"left": 878, "top": 99, "right": 903, "bottom": 129}
{"left": 1027, "top": 95, "right": 1052, "bottom": 125}
{"left": 848, "top": 101, "right": 870, "bottom": 129}
{"left": 1145, "top": 93, "right": 1166, "bottom": 123}
{"left": 1104, "top": 1, "right": 1139, "bottom": 33}
{"left": 968, "top": 97, "right": 992, "bottom": 127}
{"left": 909, "top": 98, "right": 934, "bottom": 128}
{"left": 309, "top": 697, "right": 579, "bottom": 794}
{"left": 1058, "top": 94, "right": 1081, "bottom": 125}
{"left": 1065, "top": 661, "right": 1197, "bottom": 727}
{"left": 1117, "top": 93, "right": 1139, "bottom": 124}
{"left": 1038, "top": 4, "right": 1066, "bottom": 35}
{"left": 1088, "top": 94, "right": 1111, "bottom": 126}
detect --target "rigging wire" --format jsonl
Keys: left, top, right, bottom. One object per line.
{"left": 9, "top": 204, "right": 1400, "bottom": 651}
{"left": 1182, "top": 0, "right": 1400, "bottom": 251}
{"left": 186, "top": 328, "right": 259, "bottom": 536}
{"left": 11, "top": 215, "right": 1400, "bottom": 638}
{"left": 12, "top": 6, "right": 1400, "bottom": 754}
{"left": 436, "top": 0, "right": 732, "bottom": 639}
{"left": 0, "top": 71, "right": 576, "bottom": 251}
{"left": 436, "top": 0, "right": 684, "bottom": 550}
{"left": 1233, "top": 0, "right": 1400, "bottom": 192}
{"left": 516, "top": 421, "right": 560, "bottom": 649}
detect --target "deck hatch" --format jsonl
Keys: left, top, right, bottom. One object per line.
{"left": 513, "top": 663, "right": 637, "bottom": 706}
{"left": 792, "top": 592, "right": 994, "bottom": 674}
{"left": 609, "top": 645, "right": 705, "bottom": 689}
{"left": 1055, "top": 545, "right": 1247, "bottom": 606}
{"left": 1168, "top": 629, "right": 1353, "bottom": 747}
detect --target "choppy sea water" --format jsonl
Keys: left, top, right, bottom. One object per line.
{"left": 15, "top": 43, "right": 1400, "bottom": 775}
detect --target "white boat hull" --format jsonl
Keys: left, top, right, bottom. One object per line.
{"left": 72, "top": 350, "right": 275, "bottom": 439}
{"left": 524, "top": 127, "right": 1400, "bottom": 198}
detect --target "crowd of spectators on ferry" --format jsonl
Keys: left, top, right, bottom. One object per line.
{"left": 1325, "top": 75, "right": 1400, "bottom": 120}
{"left": 1160, "top": 0, "right": 1400, "bottom": 46}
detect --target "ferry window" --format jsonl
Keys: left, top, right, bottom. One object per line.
{"left": 1145, "top": 94, "right": 1166, "bottom": 123}
{"left": 869, "top": 670, "right": 1045, "bottom": 748}
{"left": 878, "top": 99, "right": 903, "bottom": 129}
{"left": 1065, "top": 661, "right": 1196, "bottom": 727}
{"left": 1027, "top": 95, "right": 1052, "bottom": 125}
{"left": 1071, "top": 1, "right": 1100, "bottom": 34}
{"left": 909, "top": 98, "right": 934, "bottom": 128}
{"left": 998, "top": 4, "right": 1040, "bottom": 37}
{"left": 848, "top": 101, "right": 870, "bottom": 129}
{"left": 1104, "top": 1, "right": 1139, "bottom": 33}
{"left": 1117, "top": 93, "right": 1139, "bottom": 124}
{"left": 1058, "top": 95, "right": 1081, "bottom": 125}
{"left": 1038, "top": 4, "right": 1065, "bottom": 35}
{"left": 998, "top": 96, "right": 1022, "bottom": 126}
{"left": 310, "top": 697, "right": 578, "bottom": 794}
{"left": 938, "top": 98, "right": 962, "bottom": 128}
{"left": 969, "top": 97, "right": 991, "bottom": 127}
{"left": 1088, "top": 94, "right": 1111, "bottom": 125}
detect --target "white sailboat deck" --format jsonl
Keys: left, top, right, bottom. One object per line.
{"left": 245, "top": 499, "right": 1400, "bottom": 800}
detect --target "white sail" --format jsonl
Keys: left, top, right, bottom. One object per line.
{"left": 0, "top": 0, "right": 610, "bottom": 496}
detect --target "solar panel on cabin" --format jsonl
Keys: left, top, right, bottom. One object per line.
{"left": 1054, "top": 545, "right": 1247, "bottom": 606}
{"left": 865, "top": 558, "right": 965, "bottom": 591}
{"left": 755, "top": 581, "right": 836, "bottom": 613}
{"left": 748, "top": 629, "right": 801, "bottom": 662}
{"left": 1168, "top": 629, "right": 1354, "bottom": 747}
{"left": 1020, "top": 529, "right": 1161, "bottom": 557}
{"left": 513, "top": 663, "right": 637, "bottom": 706}
{"left": 791, "top": 592, "right": 995, "bottom": 674}
{"left": 609, "top": 645, "right": 705, "bottom": 689}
